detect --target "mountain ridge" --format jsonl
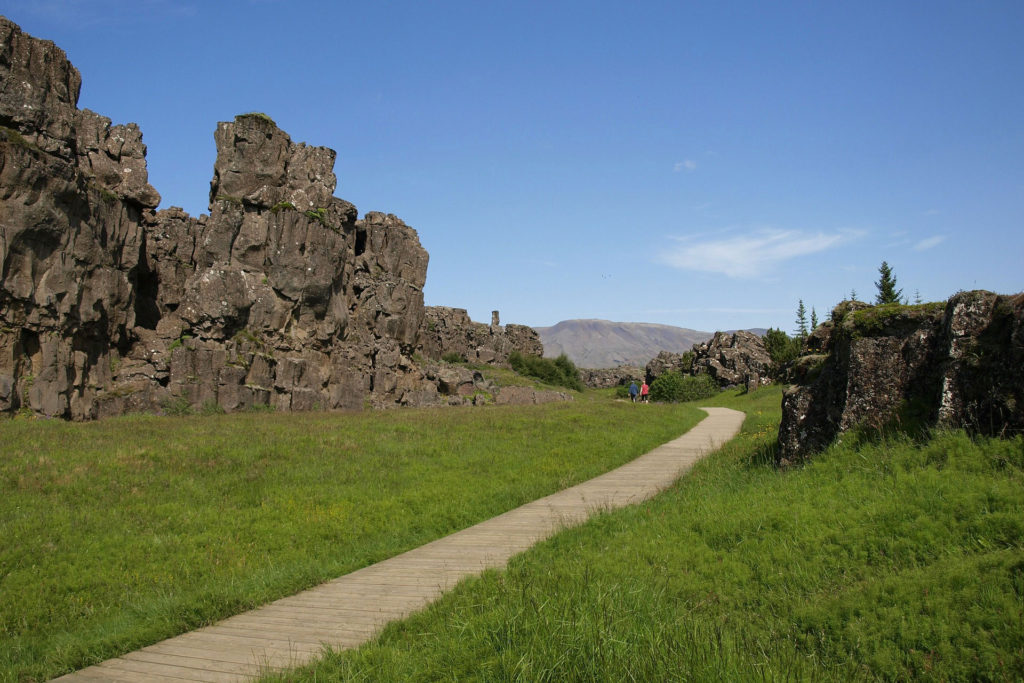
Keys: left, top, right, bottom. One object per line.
{"left": 536, "top": 319, "right": 769, "bottom": 369}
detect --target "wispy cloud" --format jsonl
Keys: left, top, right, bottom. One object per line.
{"left": 914, "top": 235, "right": 946, "bottom": 251}
{"left": 673, "top": 160, "right": 697, "bottom": 173}
{"left": 657, "top": 228, "right": 862, "bottom": 278}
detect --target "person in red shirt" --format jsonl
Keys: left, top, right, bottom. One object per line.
{"left": 640, "top": 381, "right": 650, "bottom": 403}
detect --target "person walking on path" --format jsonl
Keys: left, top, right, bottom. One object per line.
{"left": 628, "top": 381, "right": 639, "bottom": 403}
{"left": 640, "top": 381, "right": 650, "bottom": 403}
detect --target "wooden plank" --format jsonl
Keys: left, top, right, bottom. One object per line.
{"left": 171, "top": 630, "right": 323, "bottom": 655}
{"left": 204, "top": 621, "right": 370, "bottom": 646}
{"left": 220, "top": 614, "right": 381, "bottom": 637}
{"left": 96, "top": 657, "right": 244, "bottom": 683}
{"left": 140, "top": 640, "right": 287, "bottom": 667}
{"left": 225, "top": 608, "right": 389, "bottom": 630}
{"left": 121, "top": 650, "right": 256, "bottom": 675}
{"left": 53, "top": 667, "right": 183, "bottom": 683}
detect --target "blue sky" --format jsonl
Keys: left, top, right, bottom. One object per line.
{"left": 7, "top": 1, "right": 1023, "bottom": 333}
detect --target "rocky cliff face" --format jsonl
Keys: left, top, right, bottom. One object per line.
{"left": 778, "top": 291, "right": 1024, "bottom": 465}
{"left": 0, "top": 17, "right": 541, "bottom": 418}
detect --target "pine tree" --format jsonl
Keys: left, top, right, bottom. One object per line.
{"left": 874, "top": 261, "right": 903, "bottom": 305}
{"left": 810, "top": 307, "right": 818, "bottom": 330}
{"left": 795, "top": 299, "right": 808, "bottom": 337}
{"left": 850, "top": 288, "right": 858, "bottom": 301}
{"left": 914, "top": 289, "right": 922, "bottom": 305}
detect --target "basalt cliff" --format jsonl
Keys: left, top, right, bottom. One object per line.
{"left": 778, "top": 291, "right": 1024, "bottom": 465}
{"left": 0, "top": 17, "right": 542, "bottom": 419}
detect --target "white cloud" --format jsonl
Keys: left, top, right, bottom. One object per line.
{"left": 914, "top": 235, "right": 946, "bottom": 251}
{"left": 673, "top": 160, "right": 697, "bottom": 173}
{"left": 657, "top": 228, "right": 862, "bottom": 278}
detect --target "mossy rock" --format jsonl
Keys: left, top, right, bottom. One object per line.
{"left": 236, "top": 111, "right": 276, "bottom": 126}
{"left": 844, "top": 302, "right": 945, "bottom": 337}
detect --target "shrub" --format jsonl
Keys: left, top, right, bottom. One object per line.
{"left": 168, "top": 334, "right": 192, "bottom": 352}
{"left": 508, "top": 352, "right": 582, "bottom": 391}
{"left": 649, "top": 372, "right": 719, "bottom": 403}
{"left": 678, "top": 350, "right": 695, "bottom": 373}
{"left": 200, "top": 400, "right": 225, "bottom": 416}
{"left": 161, "top": 396, "right": 193, "bottom": 416}
{"left": 270, "top": 201, "right": 296, "bottom": 213}
{"left": 441, "top": 352, "right": 465, "bottom": 364}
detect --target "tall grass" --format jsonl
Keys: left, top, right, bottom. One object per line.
{"left": 0, "top": 400, "right": 703, "bottom": 681}
{"left": 268, "top": 387, "right": 1024, "bottom": 681}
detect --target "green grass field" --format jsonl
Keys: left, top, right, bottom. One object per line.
{"left": 264, "top": 387, "right": 1024, "bottom": 682}
{"left": 4, "top": 384, "right": 1023, "bottom": 681}
{"left": 0, "top": 392, "right": 703, "bottom": 681}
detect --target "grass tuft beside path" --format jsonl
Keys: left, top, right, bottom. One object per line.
{"left": 265, "top": 387, "right": 1024, "bottom": 682}
{"left": 1, "top": 399, "right": 703, "bottom": 681}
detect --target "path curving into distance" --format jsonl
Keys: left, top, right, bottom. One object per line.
{"left": 54, "top": 407, "right": 745, "bottom": 682}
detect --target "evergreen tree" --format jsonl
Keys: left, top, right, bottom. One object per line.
{"left": 850, "top": 288, "right": 858, "bottom": 301}
{"left": 763, "top": 328, "right": 801, "bottom": 368}
{"left": 874, "top": 261, "right": 903, "bottom": 305}
{"left": 810, "top": 307, "right": 818, "bottom": 330}
{"left": 914, "top": 289, "right": 923, "bottom": 304}
{"left": 795, "top": 299, "right": 808, "bottom": 337}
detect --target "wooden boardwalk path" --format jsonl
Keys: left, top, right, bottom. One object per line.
{"left": 54, "top": 407, "right": 745, "bottom": 682}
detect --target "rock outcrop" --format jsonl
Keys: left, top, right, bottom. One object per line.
{"left": 418, "top": 306, "right": 542, "bottom": 365}
{"left": 690, "top": 330, "right": 772, "bottom": 388}
{"left": 644, "top": 351, "right": 692, "bottom": 385}
{"left": 778, "top": 292, "right": 1024, "bottom": 465}
{"left": 0, "top": 17, "right": 545, "bottom": 418}
{"left": 643, "top": 332, "right": 772, "bottom": 389}
{"left": 579, "top": 366, "right": 644, "bottom": 389}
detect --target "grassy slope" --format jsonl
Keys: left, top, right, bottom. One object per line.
{"left": 268, "top": 387, "right": 1024, "bottom": 681}
{"left": 0, "top": 396, "right": 704, "bottom": 681}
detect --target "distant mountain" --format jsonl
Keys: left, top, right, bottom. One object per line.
{"left": 535, "top": 319, "right": 715, "bottom": 369}
{"left": 727, "top": 327, "right": 769, "bottom": 338}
